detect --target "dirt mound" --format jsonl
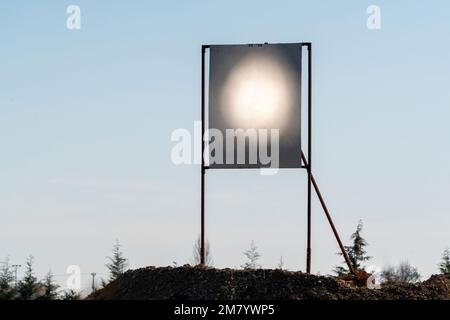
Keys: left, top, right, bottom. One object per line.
{"left": 89, "top": 265, "right": 450, "bottom": 300}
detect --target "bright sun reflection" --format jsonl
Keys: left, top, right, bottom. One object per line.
{"left": 221, "top": 53, "right": 293, "bottom": 130}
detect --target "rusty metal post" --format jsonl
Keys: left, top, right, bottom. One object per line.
{"left": 305, "top": 43, "right": 312, "bottom": 274}
{"left": 301, "top": 152, "right": 356, "bottom": 275}
{"left": 200, "top": 45, "right": 207, "bottom": 266}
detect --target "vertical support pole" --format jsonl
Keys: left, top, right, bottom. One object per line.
{"left": 91, "top": 272, "right": 96, "bottom": 293}
{"left": 301, "top": 152, "right": 356, "bottom": 275}
{"left": 306, "top": 43, "right": 312, "bottom": 274}
{"left": 200, "top": 45, "right": 206, "bottom": 266}
{"left": 12, "top": 265, "right": 20, "bottom": 287}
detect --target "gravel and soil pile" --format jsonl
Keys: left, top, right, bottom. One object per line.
{"left": 89, "top": 265, "right": 450, "bottom": 300}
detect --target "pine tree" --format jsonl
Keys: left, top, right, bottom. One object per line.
{"left": 242, "top": 241, "right": 261, "bottom": 269}
{"left": 192, "top": 236, "right": 213, "bottom": 266}
{"left": 334, "top": 220, "right": 371, "bottom": 276}
{"left": 40, "top": 271, "right": 59, "bottom": 300}
{"left": 0, "top": 258, "right": 16, "bottom": 300}
{"left": 60, "top": 289, "right": 80, "bottom": 300}
{"left": 438, "top": 247, "right": 450, "bottom": 276}
{"left": 106, "top": 240, "right": 128, "bottom": 282}
{"left": 18, "top": 256, "right": 39, "bottom": 300}
{"left": 277, "top": 256, "right": 285, "bottom": 270}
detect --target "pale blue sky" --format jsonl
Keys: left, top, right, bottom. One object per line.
{"left": 1, "top": 1, "right": 450, "bottom": 291}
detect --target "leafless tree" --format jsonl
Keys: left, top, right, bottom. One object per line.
{"left": 381, "top": 261, "right": 420, "bottom": 283}
{"left": 192, "top": 236, "right": 213, "bottom": 266}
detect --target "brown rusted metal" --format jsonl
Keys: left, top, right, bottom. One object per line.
{"left": 200, "top": 45, "right": 207, "bottom": 266}
{"left": 305, "top": 43, "right": 312, "bottom": 274}
{"left": 301, "top": 151, "right": 356, "bottom": 275}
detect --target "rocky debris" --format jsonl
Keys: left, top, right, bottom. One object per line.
{"left": 89, "top": 265, "right": 450, "bottom": 300}
{"left": 337, "top": 269, "right": 371, "bottom": 287}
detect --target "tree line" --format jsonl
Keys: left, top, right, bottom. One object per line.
{"left": 0, "top": 240, "right": 128, "bottom": 300}
{"left": 196, "top": 221, "right": 450, "bottom": 284}
{"left": 332, "top": 221, "right": 450, "bottom": 283}
{"left": 2, "top": 224, "right": 450, "bottom": 300}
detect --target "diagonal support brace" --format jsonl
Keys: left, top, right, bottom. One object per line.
{"left": 301, "top": 151, "right": 356, "bottom": 275}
